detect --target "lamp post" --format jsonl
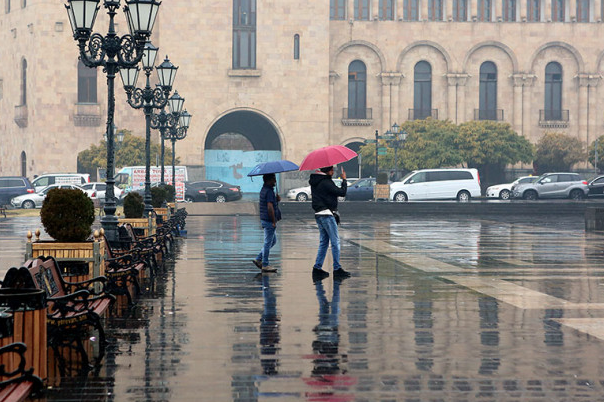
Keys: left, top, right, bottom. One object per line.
{"left": 387, "top": 123, "right": 407, "bottom": 180}
{"left": 164, "top": 109, "right": 191, "bottom": 191}
{"left": 151, "top": 90, "right": 183, "bottom": 185}
{"left": 120, "top": 46, "right": 177, "bottom": 215}
{"left": 65, "top": 0, "right": 161, "bottom": 244}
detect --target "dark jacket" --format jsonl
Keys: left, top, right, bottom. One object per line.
{"left": 309, "top": 173, "right": 347, "bottom": 213}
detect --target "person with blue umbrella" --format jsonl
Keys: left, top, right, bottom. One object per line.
{"left": 249, "top": 160, "right": 298, "bottom": 273}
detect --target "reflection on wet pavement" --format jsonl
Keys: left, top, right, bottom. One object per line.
{"left": 2, "top": 214, "right": 604, "bottom": 400}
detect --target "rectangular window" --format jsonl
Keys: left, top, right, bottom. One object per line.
{"left": 78, "top": 75, "right": 97, "bottom": 103}
{"left": 453, "top": 0, "right": 468, "bottom": 20}
{"left": 354, "top": 0, "right": 370, "bottom": 20}
{"left": 404, "top": 0, "right": 419, "bottom": 20}
{"left": 502, "top": 0, "right": 516, "bottom": 20}
{"left": 428, "top": 0, "right": 443, "bottom": 20}
{"left": 552, "top": 0, "right": 564, "bottom": 21}
{"left": 379, "top": 0, "right": 395, "bottom": 19}
{"left": 330, "top": 0, "right": 347, "bottom": 19}
{"left": 577, "top": 0, "right": 590, "bottom": 21}
{"left": 478, "top": 0, "right": 492, "bottom": 20}
{"left": 527, "top": 0, "right": 540, "bottom": 21}
{"left": 233, "top": 0, "right": 256, "bottom": 69}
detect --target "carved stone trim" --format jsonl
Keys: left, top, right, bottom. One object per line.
{"left": 14, "top": 105, "right": 27, "bottom": 128}
{"left": 576, "top": 73, "right": 602, "bottom": 87}
{"left": 446, "top": 73, "right": 469, "bottom": 86}
{"left": 329, "top": 71, "right": 340, "bottom": 85}
{"left": 379, "top": 72, "right": 403, "bottom": 85}
{"left": 227, "top": 69, "right": 262, "bottom": 77}
{"left": 511, "top": 73, "right": 537, "bottom": 87}
{"left": 341, "top": 118, "right": 373, "bottom": 126}
{"left": 539, "top": 121, "right": 569, "bottom": 129}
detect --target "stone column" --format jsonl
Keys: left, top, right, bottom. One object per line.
{"left": 545, "top": 0, "right": 552, "bottom": 20}
{"left": 372, "top": 0, "right": 379, "bottom": 19}
{"left": 495, "top": 0, "right": 503, "bottom": 20}
{"left": 520, "top": 0, "right": 527, "bottom": 20}
{"left": 422, "top": 0, "right": 430, "bottom": 20}
{"left": 397, "top": 0, "right": 405, "bottom": 19}
{"left": 577, "top": 74, "right": 601, "bottom": 149}
{"left": 348, "top": 0, "right": 355, "bottom": 20}
{"left": 446, "top": 73, "right": 469, "bottom": 122}
{"left": 471, "top": 0, "right": 479, "bottom": 20}
{"left": 446, "top": 74, "right": 459, "bottom": 123}
{"left": 329, "top": 71, "right": 340, "bottom": 144}
{"left": 569, "top": 0, "right": 577, "bottom": 21}
{"left": 380, "top": 72, "right": 404, "bottom": 130}
{"left": 594, "top": 0, "right": 601, "bottom": 21}
{"left": 446, "top": 0, "right": 454, "bottom": 20}
{"left": 511, "top": 74, "right": 535, "bottom": 136}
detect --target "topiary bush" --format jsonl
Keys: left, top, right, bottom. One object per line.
{"left": 40, "top": 188, "right": 95, "bottom": 242}
{"left": 150, "top": 186, "right": 168, "bottom": 208}
{"left": 377, "top": 172, "right": 389, "bottom": 185}
{"left": 162, "top": 184, "right": 175, "bottom": 202}
{"left": 123, "top": 192, "right": 144, "bottom": 218}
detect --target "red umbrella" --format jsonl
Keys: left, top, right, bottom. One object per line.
{"left": 299, "top": 145, "right": 358, "bottom": 171}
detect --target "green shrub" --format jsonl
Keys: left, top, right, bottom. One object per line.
{"left": 377, "top": 172, "right": 389, "bottom": 185}
{"left": 162, "top": 184, "right": 175, "bottom": 202}
{"left": 123, "top": 192, "right": 144, "bottom": 218}
{"left": 150, "top": 186, "right": 168, "bottom": 208}
{"left": 40, "top": 188, "right": 95, "bottom": 242}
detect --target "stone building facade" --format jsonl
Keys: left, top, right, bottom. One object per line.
{"left": 1, "top": 0, "right": 603, "bottom": 189}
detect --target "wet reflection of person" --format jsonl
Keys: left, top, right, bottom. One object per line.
{"left": 260, "top": 274, "right": 280, "bottom": 375}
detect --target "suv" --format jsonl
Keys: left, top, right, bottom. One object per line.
{"left": 390, "top": 168, "right": 481, "bottom": 202}
{"left": 0, "top": 176, "right": 34, "bottom": 206}
{"left": 511, "top": 172, "right": 588, "bottom": 200}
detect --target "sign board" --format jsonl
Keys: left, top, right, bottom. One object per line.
{"left": 365, "top": 139, "right": 377, "bottom": 143}
{"left": 377, "top": 147, "right": 387, "bottom": 155}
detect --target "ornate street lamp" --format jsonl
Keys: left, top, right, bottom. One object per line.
{"left": 151, "top": 90, "right": 183, "bottom": 185}
{"left": 65, "top": 0, "right": 161, "bottom": 244}
{"left": 120, "top": 44, "right": 177, "bottom": 215}
{"left": 166, "top": 109, "right": 191, "bottom": 190}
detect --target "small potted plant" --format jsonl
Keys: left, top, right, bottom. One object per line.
{"left": 120, "top": 192, "right": 155, "bottom": 236}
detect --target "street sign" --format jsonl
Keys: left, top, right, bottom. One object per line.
{"left": 365, "top": 139, "right": 377, "bottom": 143}
{"left": 377, "top": 147, "right": 387, "bottom": 155}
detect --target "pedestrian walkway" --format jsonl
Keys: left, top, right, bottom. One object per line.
{"left": 2, "top": 214, "right": 604, "bottom": 401}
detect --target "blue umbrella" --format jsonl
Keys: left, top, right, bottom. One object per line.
{"left": 247, "top": 160, "right": 299, "bottom": 177}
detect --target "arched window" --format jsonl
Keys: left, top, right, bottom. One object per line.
{"left": 354, "top": 0, "right": 370, "bottom": 20}
{"left": 429, "top": 0, "right": 443, "bottom": 20}
{"left": 330, "top": 0, "right": 346, "bottom": 19}
{"left": 577, "top": 0, "right": 590, "bottom": 21}
{"left": 20, "top": 59, "right": 26, "bottom": 106}
{"left": 379, "top": 0, "right": 394, "bottom": 19}
{"left": 544, "top": 62, "right": 563, "bottom": 120}
{"left": 453, "top": 0, "right": 468, "bottom": 20}
{"left": 232, "top": 0, "right": 256, "bottom": 69}
{"left": 478, "top": 0, "right": 492, "bottom": 20}
{"left": 527, "top": 0, "right": 541, "bottom": 21}
{"left": 479, "top": 62, "right": 498, "bottom": 120}
{"left": 293, "top": 34, "right": 300, "bottom": 60}
{"left": 348, "top": 60, "right": 367, "bottom": 119}
{"left": 413, "top": 61, "right": 432, "bottom": 120}
{"left": 502, "top": 0, "right": 517, "bottom": 21}
{"left": 77, "top": 60, "right": 97, "bottom": 103}
{"left": 404, "top": 0, "right": 420, "bottom": 20}
{"left": 20, "top": 151, "right": 26, "bottom": 177}
{"left": 552, "top": 0, "right": 565, "bottom": 21}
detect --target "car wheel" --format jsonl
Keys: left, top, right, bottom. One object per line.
{"left": 523, "top": 190, "right": 538, "bottom": 200}
{"left": 184, "top": 196, "right": 194, "bottom": 203}
{"left": 393, "top": 192, "right": 407, "bottom": 202}
{"left": 22, "top": 200, "right": 35, "bottom": 209}
{"left": 215, "top": 194, "right": 227, "bottom": 203}
{"left": 457, "top": 190, "right": 471, "bottom": 202}
{"left": 499, "top": 189, "right": 511, "bottom": 200}
{"left": 296, "top": 193, "right": 308, "bottom": 202}
{"left": 570, "top": 189, "right": 585, "bottom": 200}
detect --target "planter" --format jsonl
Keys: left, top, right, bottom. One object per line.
{"left": 154, "top": 207, "right": 169, "bottom": 225}
{"left": 118, "top": 216, "right": 156, "bottom": 237}
{"left": 25, "top": 230, "right": 105, "bottom": 281}
{"left": 374, "top": 184, "right": 390, "bottom": 201}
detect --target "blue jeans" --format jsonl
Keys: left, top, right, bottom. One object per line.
{"left": 313, "top": 215, "right": 341, "bottom": 270}
{"left": 257, "top": 220, "right": 276, "bottom": 267}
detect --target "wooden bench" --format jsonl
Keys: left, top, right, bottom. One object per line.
{"left": 118, "top": 224, "right": 166, "bottom": 271}
{"left": 3, "top": 256, "right": 115, "bottom": 371}
{"left": 101, "top": 235, "right": 149, "bottom": 304}
{"left": 0, "top": 343, "right": 43, "bottom": 402}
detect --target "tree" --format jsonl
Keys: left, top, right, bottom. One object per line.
{"left": 534, "top": 132, "right": 585, "bottom": 174}
{"left": 457, "top": 121, "right": 533, "bottom": 188}
{"left": 77, "top": 130, "right": 180, "bottom": 179}
{"left": 587, "top": 135, "right": 604, "bottom": 173}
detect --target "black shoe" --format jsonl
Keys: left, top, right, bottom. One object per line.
{"left": 252, "top": 259, "right": 262, "bottom": 269}
{"left": 312, "top": 269, "right": 329, "bottom": 282}
{"left": 333, "top": 269, "right": 351, "bottom": 280}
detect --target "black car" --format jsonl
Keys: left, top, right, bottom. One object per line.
{"left": 0, "top": 176, "right": 34, "bottom": 206}
{"left": 588, "top": 175, "right": 604, "bottom": 197}
{"left": 184, "top": 180, "right": 242, "bottom": 203}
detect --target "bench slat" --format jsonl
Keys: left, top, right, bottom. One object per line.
{"left": 0, "top": 381, "right": 34, "bottom": 402}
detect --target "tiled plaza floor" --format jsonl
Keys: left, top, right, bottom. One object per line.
{"left": 2, "top": 213, "right": 604, "bottom": 401}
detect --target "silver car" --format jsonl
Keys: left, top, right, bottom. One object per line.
{"left": 511, "top": 172, "right": 588, "bottom": 200}
{"left": 10, "top": 184, "right": 92, "bottom": 209}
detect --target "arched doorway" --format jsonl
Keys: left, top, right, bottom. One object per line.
{"left": 205, "top": 111, "right": 281, "bottom": 193}
{"left": 340, "top": 141, "right": 364, "bottom": 179}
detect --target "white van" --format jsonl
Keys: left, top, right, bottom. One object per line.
{"left": 32, "top": 173, "right": 90, "bottom": 193}
{"left": 390, "top": 168, "right": 481, "bottom": 202}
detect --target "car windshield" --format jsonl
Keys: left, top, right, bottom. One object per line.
{"left": 400, "top": 171, "right": 416, "bottom": 183}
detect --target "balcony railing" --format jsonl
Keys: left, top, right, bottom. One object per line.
{"left": 73, "top": 103, "right": 102, "bottom": 127}
{"left": 539, "top": 109, "right": 569, "bottom": 128}
{"left": 408, "top": 109, "right": 438, "bottom": 120}
{"left": 342, "top": 108, "right": 373, "bottom": 126}
{"left": 14, "top": 105, "right": 27, "bottom": 128}
{"left": 474, "top": 109, "right": 504, "bottom": 121}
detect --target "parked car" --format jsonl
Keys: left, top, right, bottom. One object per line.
{"left": 0, "top": 176, "right": 34, "bottom": 206}
{"left": 511, "top": 172, "right": 588, "bottom": 200}
{"left": 346, "top": 178, "right": 376, "bottom": 201}
{"left": 31, "top": 173, "right": 90, "bottom": 193}
{"left": 486, "top": 176, "right": 539, "bottom": 200}
{"left": 184, "top": 180, "right": 241, "bottom": 202}
{"left": 10, "top": 184, "right": 91, "bottom": 209}
{"left": 81, "top": 182, "right": 123, "bottom": 204}
{"left": 286, "top": 178, "right": 356, "bottom": 202}
{"left": 588, "top": 175, "right": 604, "bottom": 197}
{"left": 390, "top": 168, "right": 481, "bottom": 202}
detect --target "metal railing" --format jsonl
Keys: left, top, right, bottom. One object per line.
{"left": 408, "top": 109, "right": 438, "bottom": 120}
{"left": 474, "top": 109, "right": 504, "bottom": 121}
{"left": 343, "top": 108, "right": 373, "bottom": 120}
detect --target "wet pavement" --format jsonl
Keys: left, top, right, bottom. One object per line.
{"left": 2, "top": 213, "right": 604, "bottom": 401}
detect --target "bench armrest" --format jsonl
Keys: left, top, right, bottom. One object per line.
{"left": 61, "top": 276, "right": 109, "bottom": 296}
